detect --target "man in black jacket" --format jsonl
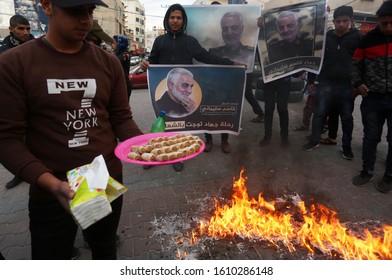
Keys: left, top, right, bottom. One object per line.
{"left": 0, "top": 15, "right": 34, "bottom": 53}
{"left": 115, "top": 35, "right": 132, "bottom": 101}
{"left": 303, "top": 6, "right": 363, "bottom": 160}
{"left": 351, "top": 1, "right": 392, "bottom": 193}
{"left": 1, "top": 15, "right": 34, "bottom": 189}
{"left": 141, "top": 3, "right": 239, "bottom": 170}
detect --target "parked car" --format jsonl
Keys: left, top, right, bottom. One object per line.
{"left": 130, "top": 56, "right": 141, "bottom": 65}
{"left": 129, "top": 65, "right": 147, "bottom": 88}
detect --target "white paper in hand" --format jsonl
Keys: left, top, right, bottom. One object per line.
{"left": 85, "top": 155, "right": 109, "bottom": 191}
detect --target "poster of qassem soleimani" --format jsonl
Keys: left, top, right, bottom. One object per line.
{"left": 184, "top": 4, "right": 261, "bottom": 74}
{"left": 258, "top": 0, "right": 327, "bottom": 82}
{"left": 147, "top": 65, "right": 246, "bottom": 135}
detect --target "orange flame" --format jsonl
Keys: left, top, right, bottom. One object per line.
{"left": 195, "top": 168, "right": 392, "bottom": 260}
{"left": 177, "top": 249, "right": 187, "bottom": 259}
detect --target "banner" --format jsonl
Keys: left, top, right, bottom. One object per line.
{"left": 258, "top": 0, "right": 327, "bottom": 82}
{"left": 147, "top": 65, "right": 246, "bottom": 135}
{"left": 184, "top": 5, "right": 261, "bottom": 73}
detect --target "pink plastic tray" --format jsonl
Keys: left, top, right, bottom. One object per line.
{"left": 115, "top": 132, "right": 205, "bottom": 165}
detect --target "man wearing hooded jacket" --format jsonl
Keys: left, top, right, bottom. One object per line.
{"left": 114, "top": 35, "right": 132, "bottom": 101}
{"left": 141, "top": 3, "right": 238, "bottom": 171}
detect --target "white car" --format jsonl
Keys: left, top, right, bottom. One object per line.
{"left": 130, "top": 56, "right": 141, "bottom": 65}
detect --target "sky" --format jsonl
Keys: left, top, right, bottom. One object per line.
{"left": 139, "top": 0, "right": 197, "bottom": 30}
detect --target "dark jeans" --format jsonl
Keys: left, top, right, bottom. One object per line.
{"left": 303, "top": 94, "right": 316, "bottom": 128}
{"left": 327, "top": 100, "right": 339, "bottom": 139}
{"left": 29, "top": 178, "right": 123, "bottom": 260}
{"left": 310, "top": 81, "right": 354, "bottom": 147}
{"left": 263, "top": 78, "right": 291, "bottom": 140}
{"left": 360, "top": 95, "right": 392, "bottom": 175}
{"left": 245, "top": 74, "right": 264, "bottom": 116}
{"left": 205, "top": 133, "right": 228, "bottom": 141}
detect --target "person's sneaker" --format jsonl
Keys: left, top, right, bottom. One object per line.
{"left": 375, "top": 175, "right": 392, "bottom": 193}
{"left": 71, "top": 247, "right": 81, "bottom": 260}
{"left": 303, "top": 141, "right": 319, "bottom": 151}
{"left": 293, "top": 124, "right": 308, "bottom": 131}
{"left": 5, "top": 176, "right": 23, "bottom": 189}
{"left": 204, "top": 138, "right": 213, "bottom": 152}
{"left": 259, "top": 138, "right": 270, "bottom": 147}
{"left": 173, "top": 162, "right": 184, "bottom": 172}
{"left": 251, "top": 115, "right": 264, "bottom": 123}
{"left": 281, "top": 138, "right": 290, "bottom": 148}
{"left": 352, "top": 171, "right": 373, "bottom": 186}
{"left": 221, "top": 140, "right": 231, "bottom": 153}
{"left": 341, "top": 146, "right": 354, "bottom": 160}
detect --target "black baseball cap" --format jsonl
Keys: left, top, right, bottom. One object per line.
{"left": 52, "top": 0, "right": 108, "bottom": 8}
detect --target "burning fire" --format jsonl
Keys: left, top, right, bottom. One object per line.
{"left": 187, "top": 168, "right": 392, "bottom": 260}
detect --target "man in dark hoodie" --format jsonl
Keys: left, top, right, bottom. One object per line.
{"left": 141, "top": 3, "right": 239, "bottom": 171}
{"left": 351, "top": 0, "right": 392, "bottom": 193}
{"left": 303, "top": 6, "right": 363, "bottom": 159}
{"left": 115, "top": 35, "right": 132, "bottom": 101}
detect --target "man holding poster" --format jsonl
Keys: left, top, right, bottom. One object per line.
{"left": 141, "top": 3, "right": 241, "bottom": 171}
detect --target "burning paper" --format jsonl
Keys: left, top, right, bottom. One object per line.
{"left": 154, "top": 168, "right": 392, "bottom": 260}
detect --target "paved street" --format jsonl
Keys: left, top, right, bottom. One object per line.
{"left": 1, "top": 88, "right": 391, "bottom": 260}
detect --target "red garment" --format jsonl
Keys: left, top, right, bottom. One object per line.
{"left": 0, "top": 38, "right": 142, "bottom": 201}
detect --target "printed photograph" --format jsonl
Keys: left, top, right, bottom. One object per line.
{"left": 184, "top": 5, "right": 261, "bottom": 73}
{"left": 148, "top": 65, "right": 246, "bottom": 135}
{"left": 258, "top": 0, "right": 327, "bottom": 82}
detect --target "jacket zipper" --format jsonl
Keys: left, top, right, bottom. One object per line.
{"left": 172, "top": 33, "right": 176, "bottom": 63}
{"left": 386, "top": 37, "right": 390, "bottom": 93}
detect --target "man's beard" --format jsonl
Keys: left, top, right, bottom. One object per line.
{"left": 172, "top": 88, "right": 187, "bottom": 106}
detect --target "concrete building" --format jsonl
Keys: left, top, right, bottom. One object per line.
{"left": 94, "top": 0, "right": 129, "bottom": 41}
{"left": 123, "top": 0, "right": 146, "bottom": 53}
